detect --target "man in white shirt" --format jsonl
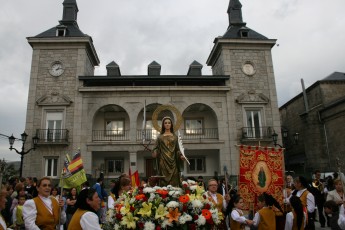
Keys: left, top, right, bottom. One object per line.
{"left": 23, "top": 177, "right": 66, "bottom": 230}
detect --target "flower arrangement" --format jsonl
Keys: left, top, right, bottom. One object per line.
{"left": 103, "top": 180, "right": 224, "bottom": 230}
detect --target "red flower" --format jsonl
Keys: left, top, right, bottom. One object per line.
{"left": 189, "top": 223, "right": 196, "bottom": 230}
{"left": 183, "top": 183, "right": 188, "bottom": 188}
{"left": 179, "top": 195, "right": 190, "bottom": 204}
{"left": 115, "top": 213, "right": 123, "bottom": 220}
{"left": 206, "top": 218, "right": 214, "bottom": 225}
{"left": 182, "top": 204, "right": 187, "bottom": 212}
{"left": 156, "top": 189, "right": 169, "bottom": 199}
{"left": 201, "top": 209, "right": 212, "bottom": 220}
{"left": 138, "top": 222, "right": 144, "bottom": 229}
{"left": 156, "top": 226, "right": 161, "bottom": 230}
{"left": 135, "top": 194, "right": 146, "bottom": 200}
{"left": 130, "top": 206, "right": 136, "bottom": 212}
{"left": 194, "top": 215, "right": 199, "bottom": 220}
{"left": 204, "top": 203, "right": 211, "bottom": 209}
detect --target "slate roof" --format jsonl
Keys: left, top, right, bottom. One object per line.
{"left": 321, "top": 72, "right": 345, "bottom": 81}
{"left": 34, "top": 22, "right": 87, "bottom": 38}
{"left": 222, "top": 25, "right": 268, "bottom": 40}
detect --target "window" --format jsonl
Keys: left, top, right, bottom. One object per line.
{"left": 145, "top": 120, "right": 160, "bottom": 140}
{"left": 46, "top": 112, "right": 63, "bottom": 142}
{"left": 106, "top": 159, "right": 124, "bottom": 174}
{"left": 106, "top": 120, "right": 124, "bottom": 135}
{"left": 245, "top": 109, "right": 262, "bottom": 138}
{"left": 188, "top": 157, "right": 205, "bottom": 173}
{"left": 185, "top": 119, "right": 203, "bottom": 134}
{"left": 45, "top": 158, "right": 58, "bottom": 177}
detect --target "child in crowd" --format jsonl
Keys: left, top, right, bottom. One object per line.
{"left": 227, "top": 195, "right": 253, "bottom": 229}
{"left": 324, "top": 200, "right": 342, "bottom": 230}
{"left": 285, "top": 195, "right": 306, "bottom": 230}
{"left": 12, "top": 195, "right": 26, "bottom": 230}
{"left": 253, "top": 193, "right": 276, "bottom": 230}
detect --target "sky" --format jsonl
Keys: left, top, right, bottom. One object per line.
{"left": 1, "top": 0, "right": 345, "bottom": 162}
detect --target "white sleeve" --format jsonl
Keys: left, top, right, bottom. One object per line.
{"left": 80, "top": 212, "right": 102, "bottom": 230}
{"left": 253, "top": 212, "right": 260, "bottom": 227}
{"left": 12, "top": 207, "right": 17, "bottom": 224}
{"left": 307, "top": 193, "right": 315, "bottom": 213}
{"left": 284, "top": 212, "right": 293, "bottom": 230}
{"left": 23, "top": 199, "right": 40, "bottom": 230}
{"left": 108, "top": 196, "right": 115, "bottom": 209}
{"left": 338, "top": 204, "right": 345, "bottom": 229}
{"left": 231, "top": 210, "right": 247, "bottom": 224}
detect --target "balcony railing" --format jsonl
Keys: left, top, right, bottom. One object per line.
{"left": 136, "top": 128, "right": 219, "bottom": 141}
{"left": 36, "top": 129, "right": 69, "bottom": 144}
{"left": 241, "top": 126, "right": 273, "bottom": 139}
{"left": 93, "top": 130, "right": 130, "bottom": 141}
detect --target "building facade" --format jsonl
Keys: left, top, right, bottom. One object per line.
{"left": 23, "top": 0, "right": 281, "bottom": 183}
{"left": 280, "top": 72, "right": 345, "bottom": 176}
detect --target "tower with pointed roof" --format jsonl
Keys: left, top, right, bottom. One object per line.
{"left": 23, "top": 0, "right": 99, "bottom": 176}
{"left": 207, "top": 0, "right": 282, "bottom": 174}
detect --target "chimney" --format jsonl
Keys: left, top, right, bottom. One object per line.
{"left": 106, "top": 61, "right": 121, "bottom": 76}
{"left": 187, "top": 60, "right": 203, "bottom": 76}
{"left": 148, "top": 61, "right": 161, "bottom": 76}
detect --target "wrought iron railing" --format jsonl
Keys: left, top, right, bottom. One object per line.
{"left": 136, "top": 128, "right": 219, "bottom": 141}
{"left": 36, "top": 129, "right": 69, "bottom": 143}
{"left": 241, "top": 126, "right": 273, "bottom": 139}
{"left": 92, "top": 130, "right": 130, "bottom": 141}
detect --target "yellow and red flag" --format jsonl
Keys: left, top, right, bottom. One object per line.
{"left": 129, "top": 168, "right": 140, "bottom": 188}
{"left": 60, "top": 149, "right": 87, "bottom": 189}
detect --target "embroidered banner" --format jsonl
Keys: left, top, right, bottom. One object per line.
{"left": 238, "top": 146, "right": 284, "bottom": 210}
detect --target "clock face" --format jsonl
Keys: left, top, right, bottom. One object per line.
{"left": 50, "top": 62, "right": 64, "bottom": 76}
{"left": 242, "top": 63, "right": 256, "bottom": 76}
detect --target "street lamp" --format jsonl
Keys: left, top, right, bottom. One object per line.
{"left": 8, "top": 131, "right": 39, "bottom": 177}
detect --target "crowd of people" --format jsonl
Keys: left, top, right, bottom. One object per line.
{"left": 1, "top": 171, "right": 345, "bottom": 229}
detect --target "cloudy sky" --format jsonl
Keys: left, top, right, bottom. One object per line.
{"left": 1, "top": 0, "right": 345, "bottom": 162}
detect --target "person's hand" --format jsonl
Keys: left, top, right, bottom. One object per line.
{"left": 180, "top": 155, "right": 186, "bottom": 161}
{"left": 224, "top": 194, "right": 230, "bottom": 203}
{"left": 246, "top": 219, "right": 254, "bottom": 225}
{"left": 58, "top": 198, "right": 65, "bottom": 207}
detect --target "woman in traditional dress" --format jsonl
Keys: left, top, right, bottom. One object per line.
{"left": 152, "top": 116, "right": 184, "bottom": 187}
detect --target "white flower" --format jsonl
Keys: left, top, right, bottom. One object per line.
{"left": 143, "top": 187, "right": 156, "bottom": 194}
{"left": 106, "top": 209, "right": 114, "bottom": 222}
{"left": 187, "top": 179, "right": 196, "bottom": 185}
{"left": 161, "top": 219, "right": 173, "bottom": 228}
{"left": 144, "top": 221, "right": 155, "bottom": 230}
{"left": 153, "top": 186, "right": 161, "bottom": 190}
{"left": 210, "top": 209, "right": 220, "bottom": 224}
{"left": 114, "top": 223, "right": 120, "bottom": 230}
{"left": 148, "top": 192, "right": 156, "bottom": 202}
{"left": 184, "top": 213, "right": 192, "bottom": 222}
{"left": 179, "top": 215, "right": 187, "bottom": 224}
{"left": 182, "top": 181, "right": 188, "bottom": 186}
{"left": 168, "top": 190, "right": 181, "bottom": 197}
{"left": 189, "top": 185, "right": 197, "bottom": 191}
{"left": 167, "top": 185, "right": 173, "bottom": 190}
{"left": 129, "top": 198, "right": 136, "bottom": 204}
{"left": 191, "top": 199, "right": 203, "bottom": 209}
{"left": 195, "top": 214, "right": 206, "bottom": 226}
{"left": 166, "top": 201, "right": 179, "bottom": 208}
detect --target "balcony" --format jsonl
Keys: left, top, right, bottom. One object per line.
{"left": 36, "top": 129, "right": 69, "bottom": 145}
{"left": 93, "top": 130, "right": 130, "bottom": 141}
{"left": 136, "top": 128, "right": 219, "bottom": 141}
{"left": 241, "top": 126, "right": 273, "bottom": 140}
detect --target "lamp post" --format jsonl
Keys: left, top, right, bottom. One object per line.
{"left": 8, "top": 132, "right": 39, "bottom": 177}
{"left": 272, "top": 129, "right": 299, "bottom": 172}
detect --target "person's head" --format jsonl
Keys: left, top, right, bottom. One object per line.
{"left": 120, "top": 177, "right": 131, "bottom": 192}
{"left": 110, "top": 180, "right": 116, "bottom": 189}
{"left": 161, "top": 117, "right": 174, "bottom": 134}
{"left": 314, "top": 170, "right": 321, "bottom": 180}
{"left": 294, "top": 176, "right": 308, "bottom": 190}
{"left": 26, "top": 177, "right": 33, "bottom": 186}
{"left": 233, "top": 195, "right": 244, "bottom": 209}
{"left": 51, "top": 187, "right": 59, "bottom": 196}
{"left": 18, "top": 195, "right": 26, "bottom": 206}
{"left": 207, "top": 179, "right": 218, "bottom": 193}
{"left": 70, "top": 187, "right": 77, "bottom": 196}
{"left": 82, "top": 181, "right": 90, "bottom": 188}
{"left": 6, "top": 185, "right": 13, "bottom": 196}
{"left": 334, "top": 179, "right": 343, "bottom": 192}
{"left": 96, "top": 178, "right": 103, "bottom": 184}
{"left": 37, "top": 177, "right": 52, "bottom": 198}
{"left": 286, "top": 175, "right": 293, "bottom": 183}
{"left": 257, "top": 194, "right": 267, "bottom": 209}
{"left": 140, "top": 178, "right": 147, "bottom": 187}
{"left": 324, "top": 200, "right": 338, "bottom": 214}
{"left": 334, "top": 172, "right": 339, "bottom": 179}
{"left": 76, "top": 188, "right": 100, "bottom": 213}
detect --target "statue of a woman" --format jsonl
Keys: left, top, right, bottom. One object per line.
{"left": 152, "top": 116, "right": 184, "bottom": 187}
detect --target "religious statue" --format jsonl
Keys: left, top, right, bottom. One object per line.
{"left": 152, "top": 116, "right": 185, "bottom": 187}
{"left": 258, "top": 166, "right": 266, "bottom": 188}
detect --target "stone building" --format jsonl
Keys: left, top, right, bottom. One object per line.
{"left": 23, "top": 0, "right": 281, "bottom": 182}
{"left": 280, "top": 72, "right": 345, "bottom": 176}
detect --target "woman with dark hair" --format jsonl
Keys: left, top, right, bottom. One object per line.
{"left": 284, "top": 195, "right": 305, "bottom": 230}
{"left": 66, "top": 187, "right": 78, "bottom": 227}
{"left": 252, "top": 193, "right": 277, "bottom": 229}
{"left": 152, "top": 116, "right": 185, "bottom": 187}
{"left": 67, "top": 188, "right": 101, "bottom": 230}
